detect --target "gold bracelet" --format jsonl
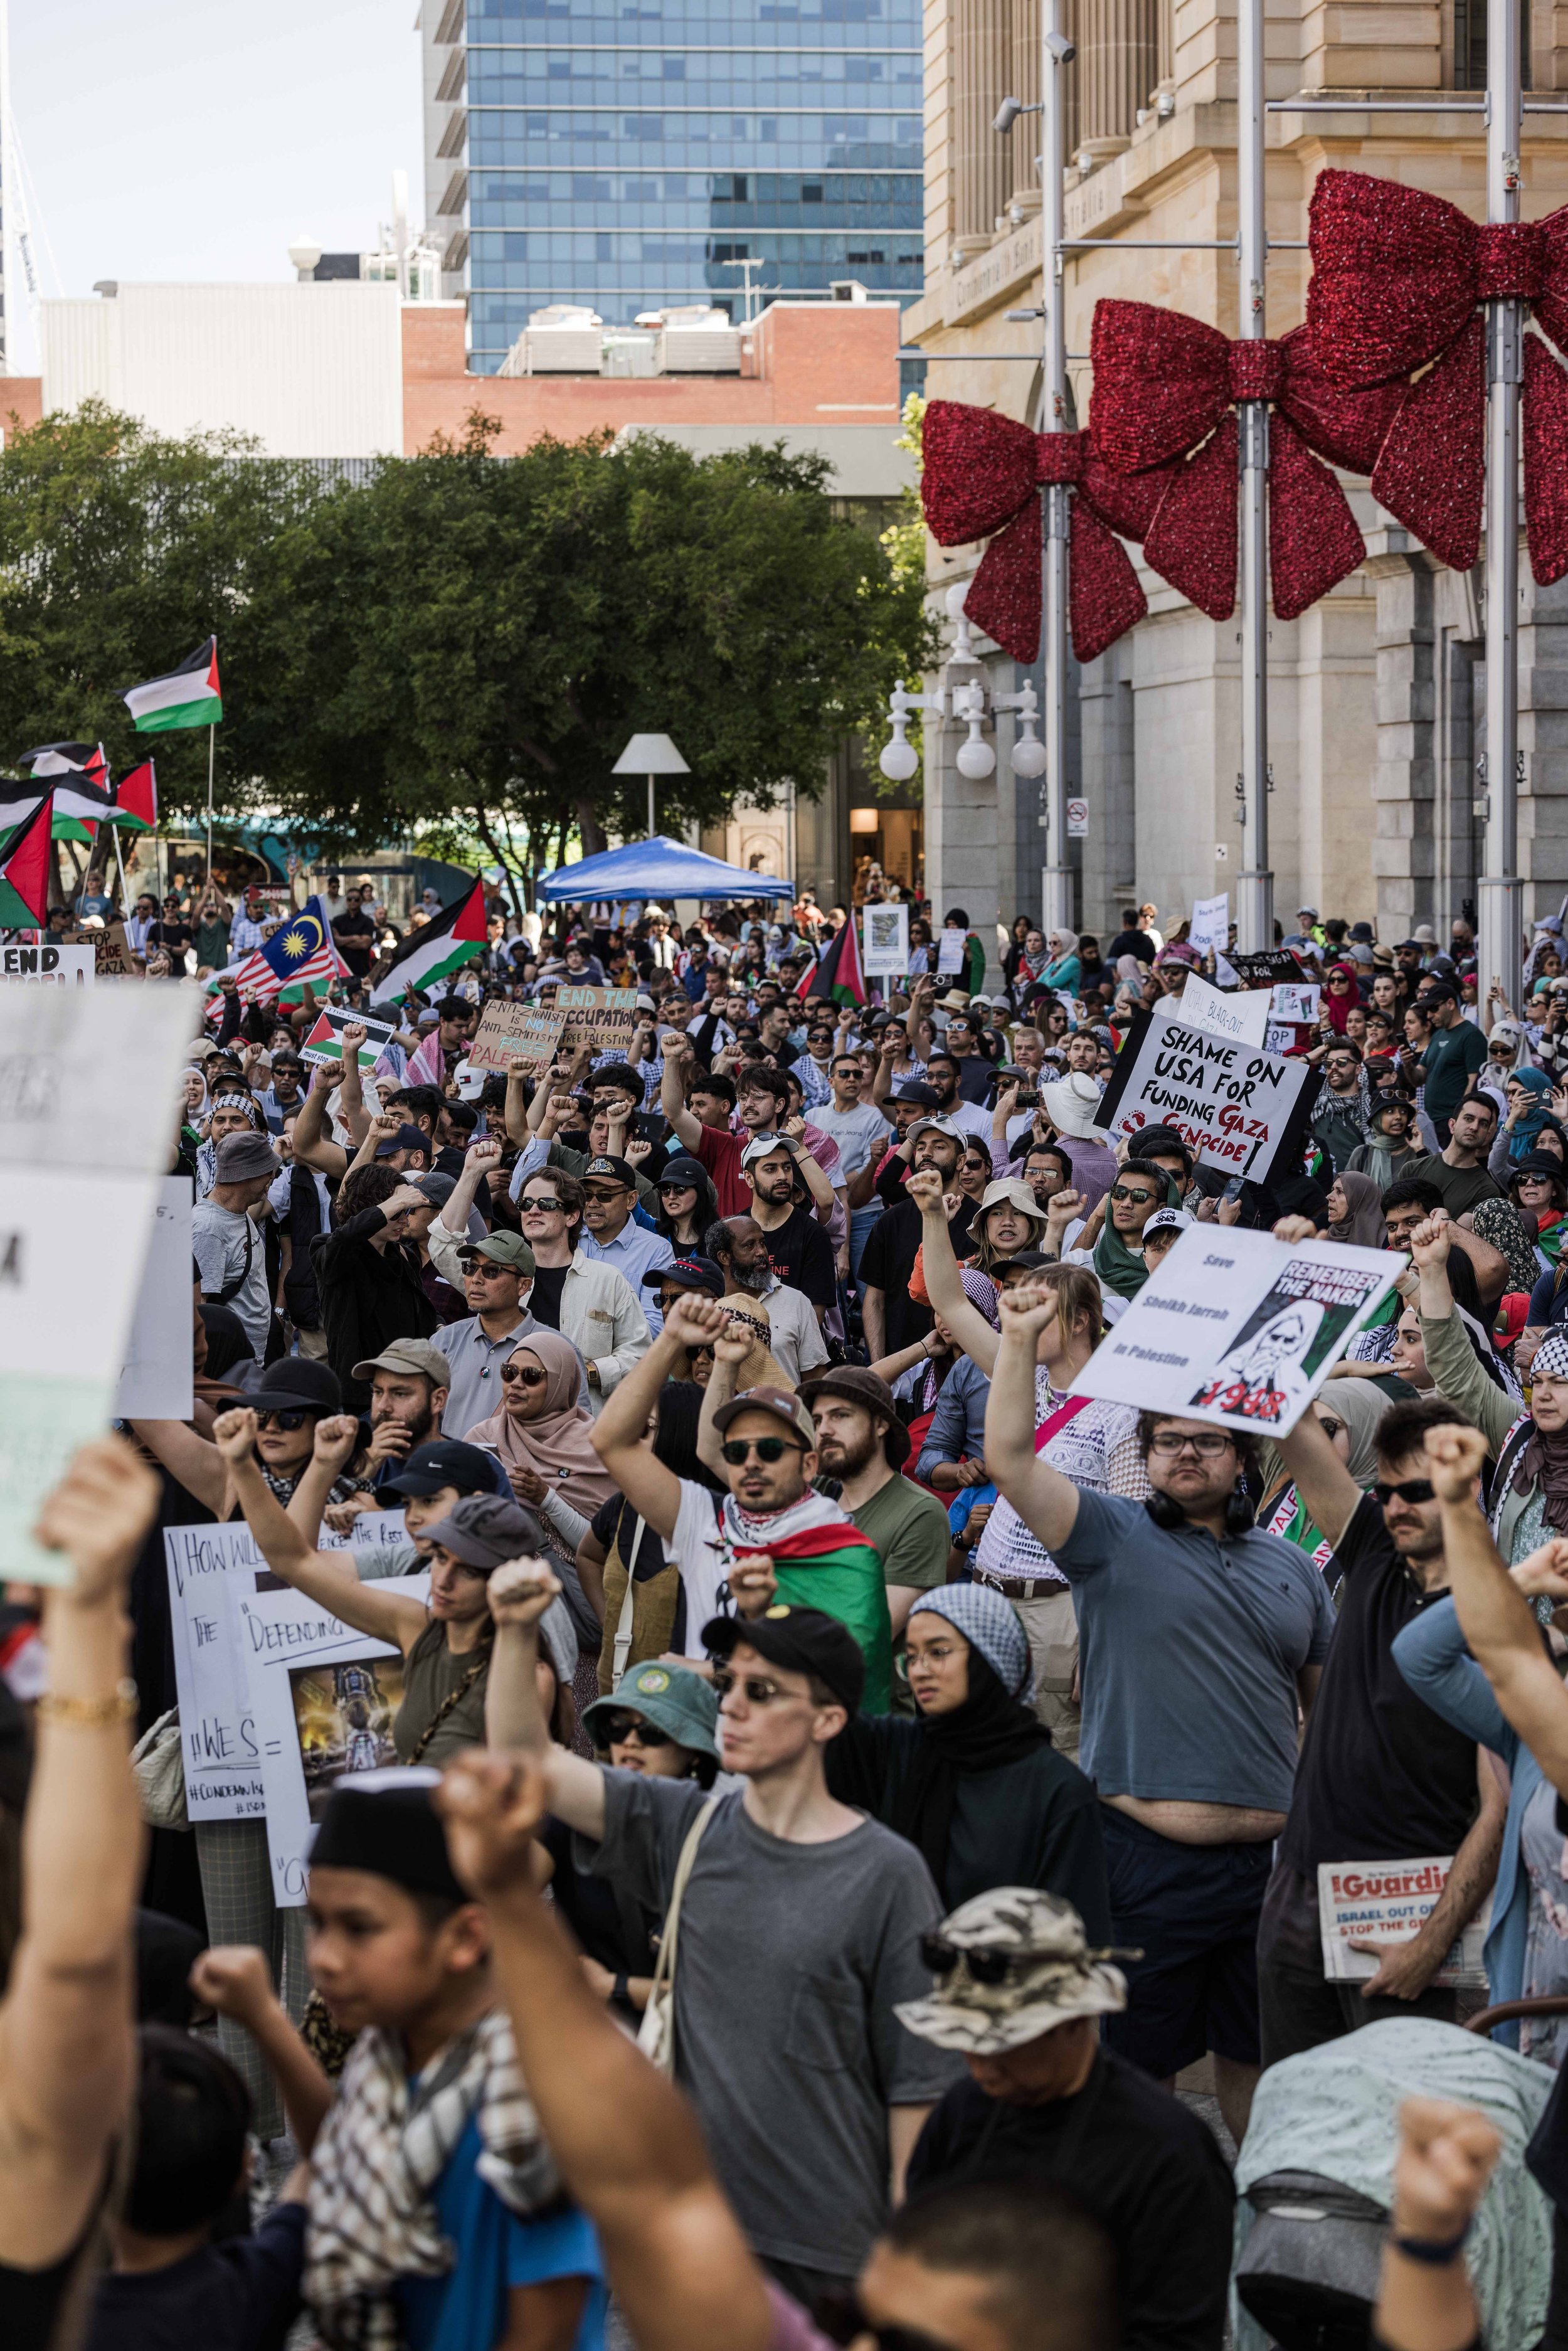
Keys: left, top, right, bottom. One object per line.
{"left": 34, "top": 1678, "right": 139, "bottom": 1727}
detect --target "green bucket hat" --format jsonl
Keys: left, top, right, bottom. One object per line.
{"left": 581, "top": 1660, "right": 721, "bottom": 1760}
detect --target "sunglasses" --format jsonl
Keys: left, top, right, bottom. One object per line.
{"left": 711, "top": 1668, "right": 792, "bottom": 1704}
{"left": 919, "top": 1932, "right": 1041, "bottom": 1986}
{"left": 501, "top": 1363, "right": 549, "bottom": 1387}
{"left": 1374, "top": 1477, "right": 1436, "bottom": 1505}
{"left": 719, "top": 1435, "right": 803, "bottom": 1465}
{"left": 600, "top": 1712, "right": 674, "bottom": 1747}
{"left": 253, "top": 1407, "right": 310, "bottom": 1432}
{"left": 519, "top": 1196, "right": 564, "bottom": 1214}
{"left": 1110, "top": 1184, "right": 1157, "bottom": 1206}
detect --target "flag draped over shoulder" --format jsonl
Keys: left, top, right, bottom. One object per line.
{"left": 368, "top": 875, "right": 488, "bottom": 1007}
{"left": 714, "top": 1488, "right": 890, "bottom": 1708}
{"left": 123, "top": 639, "right": 221, "bottom": 733}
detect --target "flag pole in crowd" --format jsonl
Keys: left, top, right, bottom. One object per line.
{"left": 121, "top": 634, "right": 222, "bottom": 878}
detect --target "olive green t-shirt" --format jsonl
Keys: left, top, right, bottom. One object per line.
{"left": 393, "top": 1621, "right": 490, "bottom": 1766}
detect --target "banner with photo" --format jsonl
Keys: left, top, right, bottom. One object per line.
{"left": 1093, "top": 1000, "right": 1323, "bottom": 1185}
{"left": 862, "top": 901, "right": 909, "bottom": 979}
{"left": 1070, "top": 1225, "right": 1401, "bottom": 1436}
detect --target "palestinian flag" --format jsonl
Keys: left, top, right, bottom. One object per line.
{"left": 123, "top": 637, "right": 221, "bottom": 733}
{"left": 17, "top": 745, "right": 114, "bottom": 842}
{"left": 369, "top": 873, "right": 487, "bottom": 1006}
{"left": 0, "top": 775, "right": 112, "bottom": 847}
{"left": 110, "top": 759, "right": 157, "bottom": 831}
{"left": 761, "top": 1522, "right": 891, "bottom": 1712}
{"left": 0, "top": 793, "right": 54, "bottom": 926}
{"left": 795, "top": 910, "right": 866, "bottom": 1008}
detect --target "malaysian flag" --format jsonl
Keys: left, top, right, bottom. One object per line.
{"left": 204, "top": 895, "right": 350, "bottom": 1012}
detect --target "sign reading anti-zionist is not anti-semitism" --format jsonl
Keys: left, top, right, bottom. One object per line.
{"left": 1093, "top": 1001, "right": 1322, "bottom": 1184}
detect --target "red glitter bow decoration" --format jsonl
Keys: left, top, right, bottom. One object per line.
{"left": 1305, "top": 167, "right": 1568, "bottom": 580}
{"left": 1087, "top": 303, "right": 1410, "bottom": 621}
{"left": 920, "top": 400, "right": 1175, "bottom": 664}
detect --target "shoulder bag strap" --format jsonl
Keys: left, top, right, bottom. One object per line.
{"left": 646, "top": 1795, "right": 721, "bottom": 2009}
{"left": 213, "top": 1214, "right": 255, "bottom": 1305}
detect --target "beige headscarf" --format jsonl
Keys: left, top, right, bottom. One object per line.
{"left": 464, "top": 1330, "right": 618, "bottom": 1514}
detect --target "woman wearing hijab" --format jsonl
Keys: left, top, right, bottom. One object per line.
{"left": 1499, "top": 1064, "right": 1556, "bottom": 1167}
{"left": 1322, "top": 962, "right": 1360, "bottom": 1034}
{"left": 1472, "top": 1194, "right": 1547, "bottom": 1298}
{"left": 464, "top": 1330, "right": 618, "bottom": 1637}
{"left": 825, "top": 1583, "right": 1111, "bottom": 1931}
{"left": 1256, "top": 1384, "right": 1391, "bottom": 1573}
{"left": 1347, "top": 1091, "right": 1425, "bottom": 1192}
{"left": 1324, "top": 1170, "right": 1387, "bottom": 1249}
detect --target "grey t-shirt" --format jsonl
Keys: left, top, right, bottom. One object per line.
{"left": 191, "top": 1197, "right": 272, "bottom": 1363}
{"left": 1053, "top": 1487, "right": 1335, "bottom": 1813}
{"left": 809, "top": 1099, "right": 893, "bottom": 1179}
{"left": 582, "top": 1773, "right": 958, "bottom": 2274}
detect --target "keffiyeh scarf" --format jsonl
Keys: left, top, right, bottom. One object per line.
{"left": 305, "top": 2010, "right": 559, "bottom": 2351}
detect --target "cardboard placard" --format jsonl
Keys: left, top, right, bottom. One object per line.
{"left": 1318, "top": 1858, "right": 1489, "bottom": 1988}
{"left": 243, "top": 1574, "right": 428, "bottom": 1905}
{"left": 1093, "top": 1000, "right": 1323, "bottom": 1184}
{"left": 549, "top": 984, "right": 637, "bottom": 1060}
{"left": 469, "top": 1000, "right": 568, "bottom": 1075}
{"left": 115, "top": 1177, "right": 195, "bottom": 1420}
{"left": 300, "top": 1007, "right": 396, "bottom": 1070}
{"left": 91, "top": 922, "right": 142, "bottom": 977}
{"left": 1179, "top": 972, "right": 1271, "bottom": 1049}
{"left": 862, "top": 901, "right": 909, "bottom": 979}
{"left": 1070, "top": 1224, "right": 1401, "bottom": 1436}
{"left": 1, "top": 943, "right": 94, "bottom": 985}
{"left": 165, "top": 1510, "right": 409, "bottom": 1820}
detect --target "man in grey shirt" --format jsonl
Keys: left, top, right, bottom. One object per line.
{"left": 191, "top": 1129, "right": 278, "bottom": 1364}
{"left": 488, "top": 1573, "right": 958, "bottom": 2308}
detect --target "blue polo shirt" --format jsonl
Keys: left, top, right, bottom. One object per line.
{"left": 1054, "top": 1488, "right": 1335, "bottom": 1813}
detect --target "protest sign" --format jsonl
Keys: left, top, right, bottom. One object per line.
{"left": 937, "top": 928, "right": 967, "bottom": 977}
{"left": 1179, "top": 972, "right": 1271, "bottom": 1050}
{"left": 1266, "top": 1023, "right": 1316, "bottom": 1058}
{"left": 300, "top": 1006, "right": 395, "bottom": 1069}
{"left": 862, "top": 901, "right": 909, "bottom": 979}
{"left": 1189, "top": 894, "right": 1229, "bottom": 954}
{"left": 165, "top": 1510, "right": 409, "bottom": 1820}
{"left": 92, "top": 922, "right": 142, "bottom": 978}
{"left": 115, "top": 1177, "right": 194, "bottom": 1419}
{"left": 1271, "top": 982, "right": 1320, "bottom": 1024}
{"left": 0, "top": 982, "right": 194, "bottom": 1580}
{"left": 469, "top": 1000, "right": 567, "bottom": 1075}
{"left": 551, "top": 984, "right": 637, "bottom": 1059}
{"left": 1318, "top": 1859, "right": 1488, "bottom": 1989}
{"left": 1231, "top": 948, "right": 1307, "bottom": 990}
{"left": 1093, "top": 1000, "right": 1323, "bottom": 1182}
{"left": 242, "top": 1574, "right": 428, "bottom": 1905}
{"left": 1071, "top": 1224, "right": 1401, "bottom": 1436}
{"left": 1, "top": 943, "right": 94, "bottom": 985}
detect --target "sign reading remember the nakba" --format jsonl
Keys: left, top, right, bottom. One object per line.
{"left": 469, "top": 1000, "right": 568, "bottom": 1074}
{"left": 1071, "top": 1225, "right": 1402, "bottom": 1436}
{"left": 1093, "top": 1000, "right": 1323, "bottom": 1184}
{"left": 0, "top": 982, "right": 195, "bottom": 1580}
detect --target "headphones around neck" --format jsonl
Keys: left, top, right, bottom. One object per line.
{"left": 1145, "top": 1480, "right": 1257, "bottom": 1538}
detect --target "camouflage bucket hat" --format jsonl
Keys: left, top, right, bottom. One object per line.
{"left": 896, "top": 1888, "right": 1135, "bottom": 2056}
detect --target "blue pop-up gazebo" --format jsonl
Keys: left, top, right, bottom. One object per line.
{"left": 538, "top": 834, "right": 793, "bottom": 904}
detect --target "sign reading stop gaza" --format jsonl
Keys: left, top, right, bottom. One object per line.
{"left": 1093, "top": 1001, "right": 1322, "bottom": 1184}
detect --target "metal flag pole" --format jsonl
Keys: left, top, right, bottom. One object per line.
{"left": 1038, "top": 0, "right": 1074, "bottom": 938}
{"left": 109, "top": 815, "right": 130, "bottom": 914}
{"left": 1234, "top": 0, "right": 1273, "bottom": 955}
{"left": 204, "top": 724, "right": 215, "bottom": 881}
{"left": 1480, "top": 0, "right": 1524, "bottom": 1013}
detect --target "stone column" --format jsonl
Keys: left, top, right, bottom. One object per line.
{"left": 1367, "top": 541, "right": 1439, "bottom": 937}
{"left": 1076, "top": 0, "right": 1158, "bottom": 164}
{"left": 1518, "top": 564, "right": 1568, "bottom": 922}
{"left": 1078, "top": 635, "right": 1137, "bottom": 937}
{"left": 953, "top": 0, "right": 1013, "bottom": 244}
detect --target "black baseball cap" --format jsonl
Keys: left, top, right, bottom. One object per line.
{"left": 380, "top": 1438, "right": 511, "bottom": 1499}
{"left": 891, "top": 1082, "right": 941, "bottom": 1110}
{"left": 583, "top": 1154, "right": 637, "bottom": 1187}
{"left": 644, "top": 1253, "right": 726, "bottom": 1297}
{"left": 703, "top": 1604, "right": 866, "bottom": 1716}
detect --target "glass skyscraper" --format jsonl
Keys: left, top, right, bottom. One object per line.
{"left": 437, "top": 0, "right": 923, "bottom": 371}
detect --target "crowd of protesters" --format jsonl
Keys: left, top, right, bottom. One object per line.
{"left": 14, "top": 870, "right": 1568, "bottom": 2351}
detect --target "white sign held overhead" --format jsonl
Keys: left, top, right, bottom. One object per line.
{"left": 115, "top": 1178, "right": 195, "bottom": 1420}
{"left": 862, "top": 901, "right": 909, "bottom": 979}
{"left": 1070, "top": 1225, "right": 1402, "bottom": 1438}
{"left": 1189, "top": 894, "right": 1230, "bottom": 954}
{"left": 1179, "top": 972, "right": 1273, "bottom": 1050}
{"left": 1093, "top": 1000, "right": 1323, "bottom": 1184}
{"left": 936, "top": 927, "right": 967, "bottom": 977}
{"left": 1, "top": 944, "right": 95, "bottom": 985}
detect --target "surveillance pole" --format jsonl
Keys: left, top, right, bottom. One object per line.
{"left": 1038, "top": 0, "right": 1074, "bottom": 940}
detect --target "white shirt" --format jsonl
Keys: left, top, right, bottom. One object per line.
{"left": 753, "top": 1275, "right": 830, "bottom": 1386}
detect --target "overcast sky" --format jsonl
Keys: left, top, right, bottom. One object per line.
{"left": 8, "top": 0, "right": 426, "bottom": 371}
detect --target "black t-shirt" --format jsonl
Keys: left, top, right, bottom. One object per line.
{"left": 527, "top": 1262, "right": 570, "bottom": 1330}
{"left": 149, "top": 918, "right": 193, "bottom": 956}
{"left": 332, "top": 907, "right": 377, "bottom": 977}
{"left": 760, "top": 1200, "right": 837, "bottom": 1309}
{"left": 1280, "top": 1492, "right": 1479, "bottom": 1876}
{"left": 858, "top": 1196, "right": 977, "bottom": 1354}
{"left": 82, "top": 2200, "right": 305, "bottom": 2351}
{"left": 1107, "top": 928, "right": 1157, "bottom": 965}
{"left": 908, "top": 2054, "right": 1235, "bottom": 2351}
{"left": 951, "top": 1054, "right": 993, "bottom": 1106}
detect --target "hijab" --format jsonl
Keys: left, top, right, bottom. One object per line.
{"left": 1471, "top": 1196, "right": 1545, "bottom": 1296}
{"left": 1321, "top": 1378, "right": 1392, "bottom": 1487}
{"left": 1323, "top": 963, "right": 1359, "bottom": 1034}
{"left": 465, "top": 1330, "right": 617, "bottom": 1515}
{"left": 876, "top": 1640, "right": 1051, "bottom": 1895}
{"left": 1507, "top": 1065, "right": 1555, "bottom": 1162}
{"left": 1327, "top": 1169, "right": 1386, "bottom": 1249}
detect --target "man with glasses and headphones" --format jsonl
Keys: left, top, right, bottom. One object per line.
{"left": 985, "top": 1282, "right": 1335, "bottom": 2146}
{"left": 472, "top": 1559, "right": 958, "bottom": 2320}
{"left": 1257, "top": 1381, "right": 1505, "bottom": 2066}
